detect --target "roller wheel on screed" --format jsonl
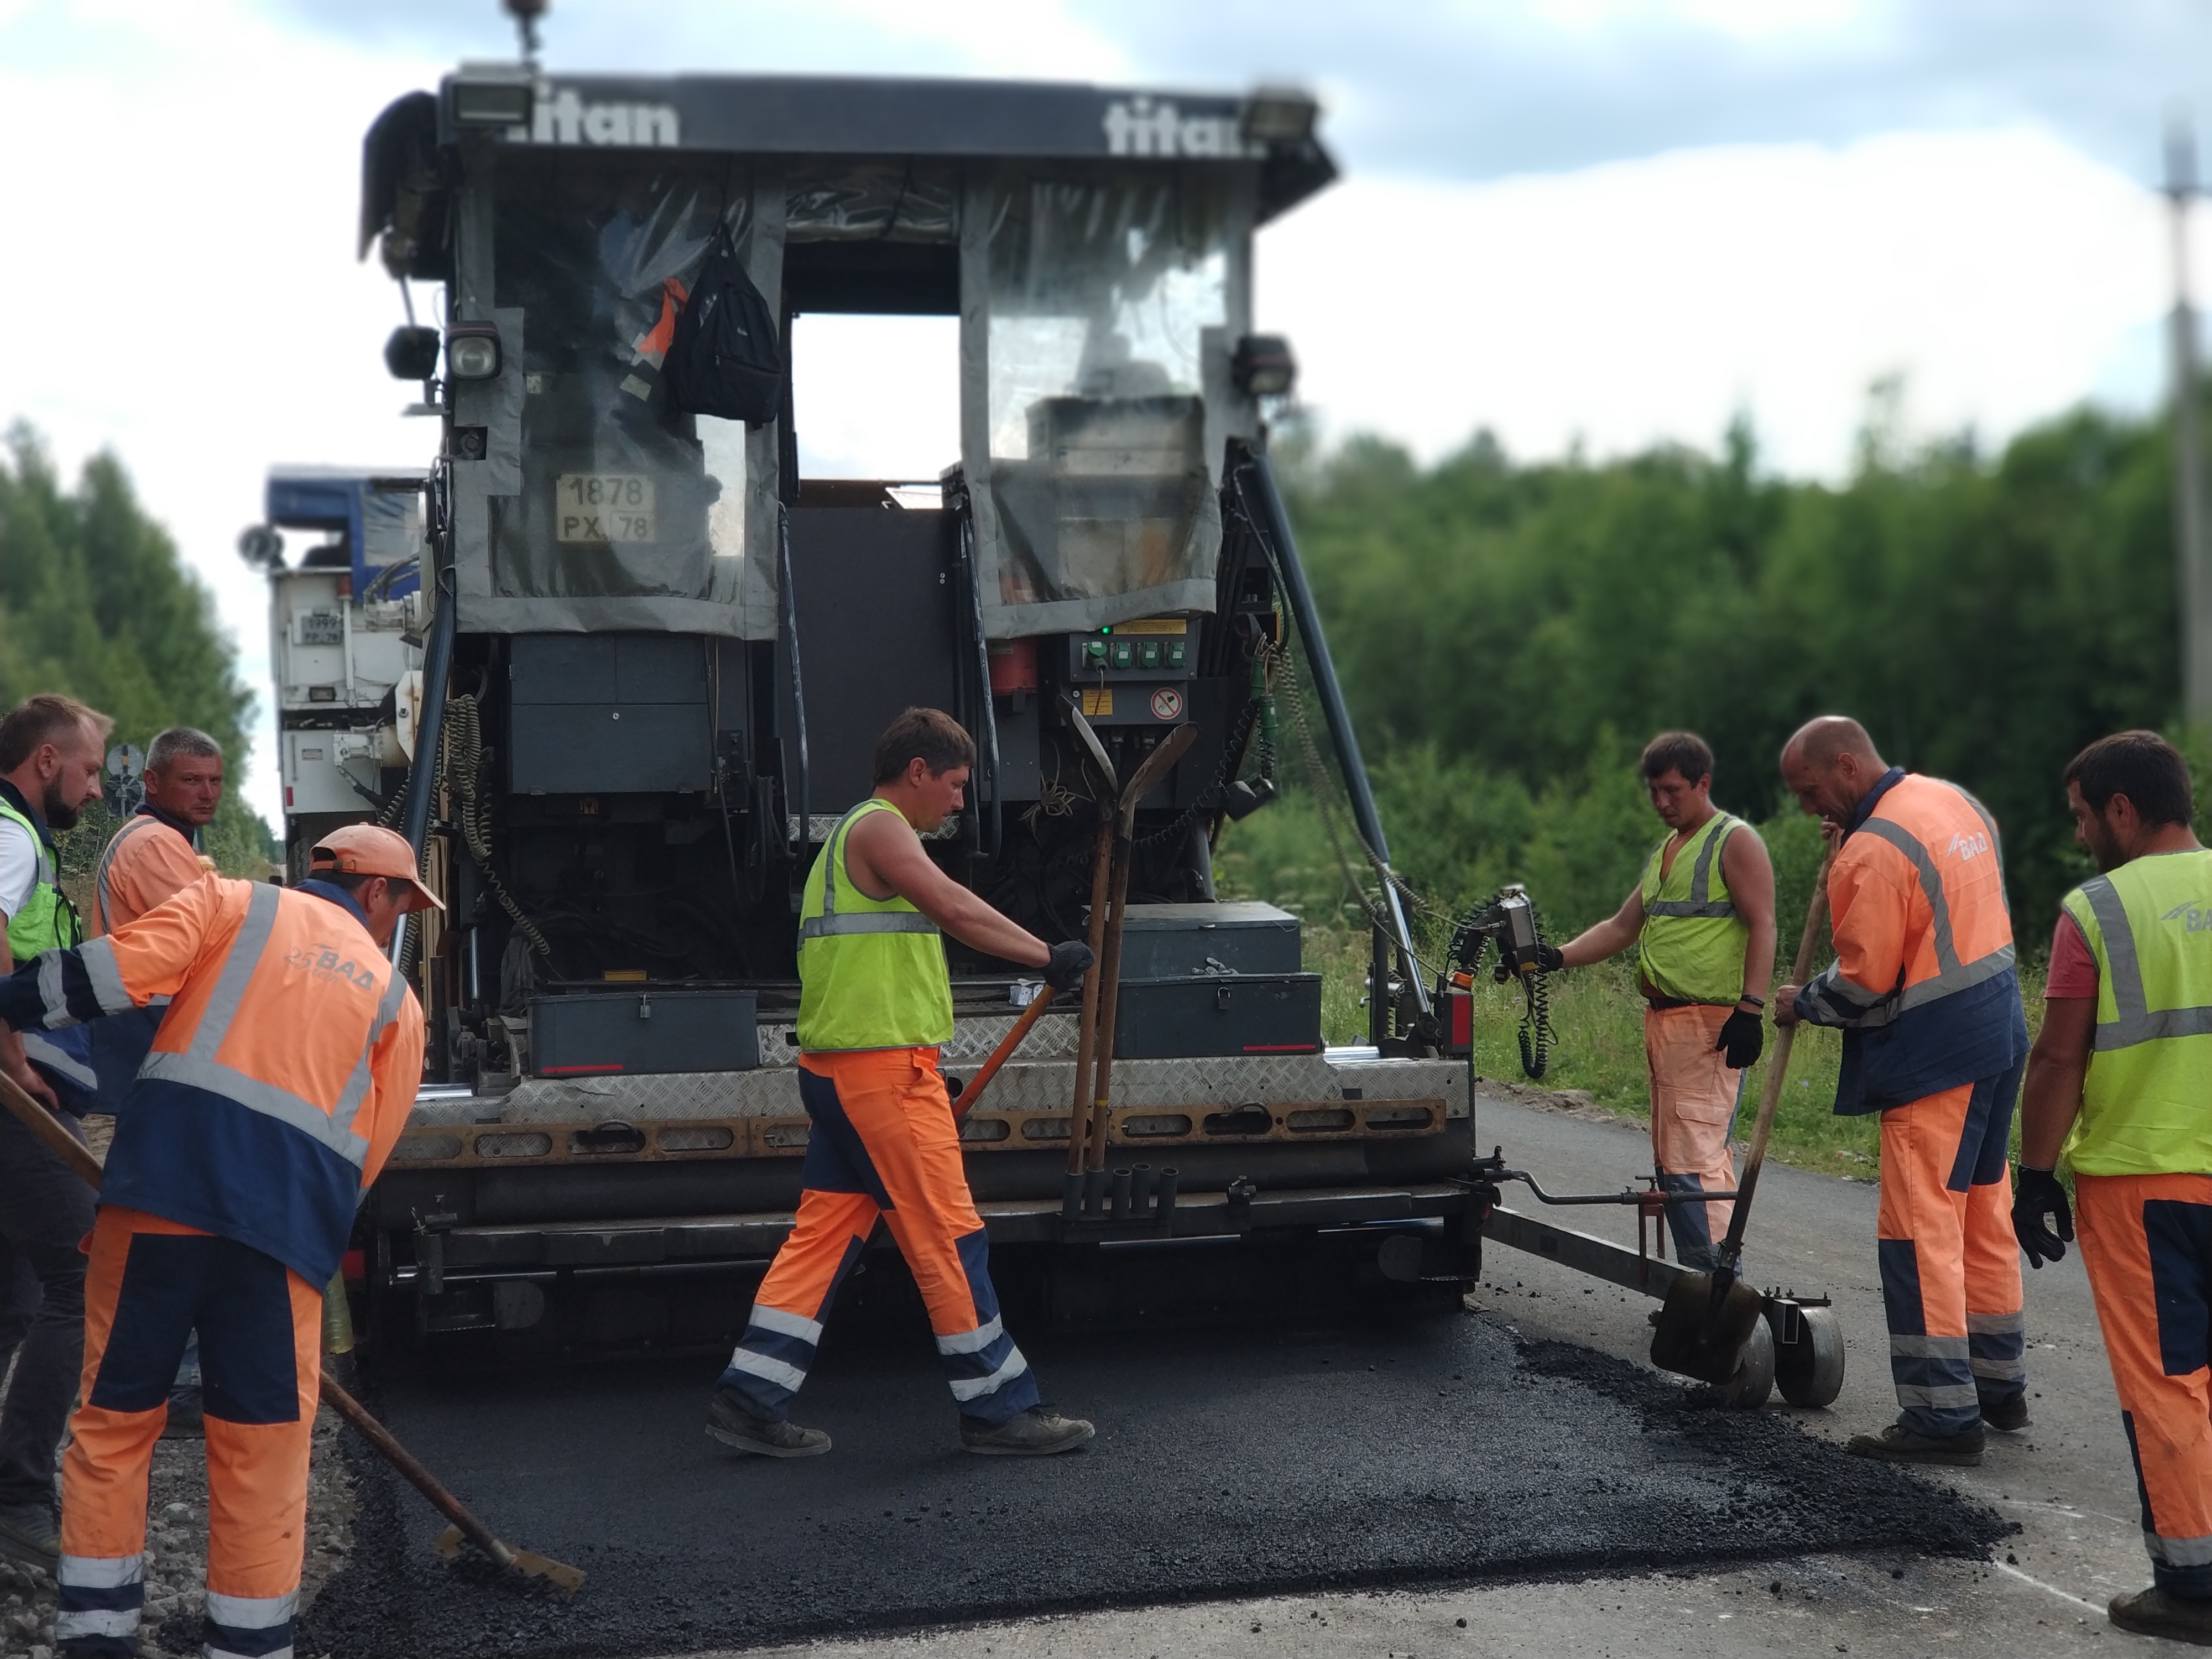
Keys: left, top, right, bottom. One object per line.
{"left": 1772, "top": 1304, "right": 1846, "bottom": 1408}
{"left": 1717, "top": 1313, "right": 1775, "bottom": 1408}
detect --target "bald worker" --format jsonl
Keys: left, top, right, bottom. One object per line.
{"left": 1775, "top": 717, "right": 2028, "bottom": 1467}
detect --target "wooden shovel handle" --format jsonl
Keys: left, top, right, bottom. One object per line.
{"left": 1720, "top": 849, "right": 1834, "bottom": 1251}
{"left": 0, "top": 1066, "right": 102, "bottom": 1184}
{"left": 954, "top": 983, "right": 1056, "bottom": 1122}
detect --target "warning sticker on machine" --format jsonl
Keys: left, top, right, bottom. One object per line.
{"left": 556, "top": 473, "right": 656, "bottom": 542}
{"left": 1150, "top": 687, "right": 1184, "bottom": 720}
{"left": 1079, "top": 688, "right": 1114, "bottom": 716}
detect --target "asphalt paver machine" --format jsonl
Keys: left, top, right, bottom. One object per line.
{"left": 258, "top": 47, "right": 1842, "bottom": 1404}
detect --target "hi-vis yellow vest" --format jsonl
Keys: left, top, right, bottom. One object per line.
{"left": 0, "top": 792, "right": 80, "bottom": 962}
{"left": 2060, "top": 848, "right": 2212, "bottom": 1177}
{"left": 1636, "top": 811, "right": 1747, "bottom": 1005}
{"left": 794, "top": 799, "right": 953, "bottom": 1052}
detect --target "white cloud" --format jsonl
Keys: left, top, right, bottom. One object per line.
{"left": 1258, "top": 124, "right": 2191, "bottom": 476}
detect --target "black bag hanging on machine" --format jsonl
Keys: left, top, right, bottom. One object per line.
{"left": 666, "top": 222, "right": 783, "bottom": 426}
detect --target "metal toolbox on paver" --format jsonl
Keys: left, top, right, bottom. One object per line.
{"left": 529, "top": 988, "right": 760, "bottom": 1077}
{"left": 1110, "top": 902, "right": 1303, "bottom": 980}
{"left": 1112, "top": 973, "right": 1323, "bottom": 1058}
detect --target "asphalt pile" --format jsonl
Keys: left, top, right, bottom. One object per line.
{"left": 298, "top": 1304, "right": 2007, "bottom": 1658}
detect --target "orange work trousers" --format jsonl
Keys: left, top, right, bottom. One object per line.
{"left": 718, "top": 1047, "right": 1040, "bottom": 1426}
{"left": 55, "top": 1207, "right": 320, "bottom": 1659}
{"left": 1645, "top": 1003, "right": 1741, "bottom": 1269}
{"left": 2075, "top": 1172, "right": 2212, "bottom": 1598}
{"left": 1875, "top": 1070, "right": 2025, "bottom": 1437}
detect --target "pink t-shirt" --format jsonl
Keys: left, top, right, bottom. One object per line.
{"left": 2046, "top": 910, "right": 2099, "bottom": 1000}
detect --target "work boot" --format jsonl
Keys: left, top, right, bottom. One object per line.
{"left": 0, "top": 1501, "right": 59, "bottom": 1573}
{"left": 959, "top": 1405, "right": 1095, "bottom": 1456}
{"left": 705, "top": 1387, "right": 830, "bottom": 1458}
{"left": 1979, "top": 1394, "right": 2031, "bottom": 1433}
{"left": 2110, "top": 1586, "right": 2212, "bottom": 1646}
{"left": 1845, "top": 1420, "right": 1984, "bottom": 1468}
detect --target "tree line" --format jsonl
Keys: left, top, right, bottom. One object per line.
{"left": 0, "top": 426, "right": 273, "bottom": 877}
{"left": 1227, "top": 398, "right": 2201, "bottom": 950}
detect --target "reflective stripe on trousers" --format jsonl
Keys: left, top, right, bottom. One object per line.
{"left": 1876, "top": 1068, "right": 2025, "bottom": 1436}
{"left": 2075, "top": 1172, "right": 2212, "bottom": 1597}
{"left": 718, "top": 1049, "right": 1040, "bottom": 1426}
{"left": 58, "top": 1208, "right": 320, "bottom": 1659}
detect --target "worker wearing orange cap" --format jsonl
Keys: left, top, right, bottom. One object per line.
{"left": 0, "top": 823, "right": 435, "bottom": 1659}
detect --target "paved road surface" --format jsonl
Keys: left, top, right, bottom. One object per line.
{"left": 312, "top": 1091, "right": 2156, "bottom": 1658}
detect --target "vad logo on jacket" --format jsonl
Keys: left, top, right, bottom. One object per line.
{"left": 284, "top": 943, "right": 380, "bottom": 991}
{"left": 1945, "top": 830, "right": 1992, "bottom": 862}
{"left": 2160, "top": 899, "right": 2212, "bottom": 932}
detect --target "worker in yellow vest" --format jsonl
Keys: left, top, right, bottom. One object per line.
{"left": 1539, "top": 732, "right": 1776, "bottom": 1268}
{"left": 707, "top": 708, "right": 1095, "bottom": 1459}
{"left": 2016, "top": 730, "right": 2212, "bottom": 1647}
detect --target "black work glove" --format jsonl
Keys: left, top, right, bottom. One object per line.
{"left": 1043, "top": 939, "right": 1095, "bottom": 991}
{"left": 1715, "top": 1007, "right": 1764, "bottom": 1069}
{"left": 1532, "top": 942, "right": 1564, "bottom": 973}
{"left": 2013, "top": 1165, "right": 2074, "bottom": 1269}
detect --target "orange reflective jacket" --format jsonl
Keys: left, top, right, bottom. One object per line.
{"left": 2, "top": 874, "right": 423, "bottom": 1281}
{"left": 93, "top": 811, "right": 207, "bottom": 935}
{"left": 1796, "top": 770, "right": 2028, "bottom": 1113}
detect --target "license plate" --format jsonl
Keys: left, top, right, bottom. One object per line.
{"left": 555, "top": 473, "right": 656, "bottom": 542}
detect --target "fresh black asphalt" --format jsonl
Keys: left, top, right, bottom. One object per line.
{"left": 302, "top": 1286, "right": 2008, "bottom": 1658}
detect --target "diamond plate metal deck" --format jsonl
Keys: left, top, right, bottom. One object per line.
{"left": 412, "top": 1050, "right": 1469, "bottom": 1126}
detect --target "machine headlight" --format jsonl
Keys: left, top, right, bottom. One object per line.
{"left": 445, "top": 324, "right": 503, "bottom": 381}
{"left": 1232, "top": 334, "right": 1297, "bottom": 400}
{"left": 445, "top": 65, "right": 533, "bottom": 129}
{"left": 1240, "top": 87, "right": 1318, "bottom": 145}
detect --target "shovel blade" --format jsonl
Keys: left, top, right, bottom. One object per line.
{"left": 434, "top": 1524, "right": 587, "bottom": 1597}
{"left": 1648, "top": 1270, "right": 1766, "bottom": 1386}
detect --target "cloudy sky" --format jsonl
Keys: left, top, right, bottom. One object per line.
{"left": 2, "top": 0, "right": 2208, "bottom": 821}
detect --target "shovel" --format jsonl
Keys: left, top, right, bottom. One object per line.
{"left": 1648, "top": 849, "right": 1833, "bottom": 1387}
{"left": 0, "top": 1066, "right": 585, "bottom": 1596}
{"left": 1076, "top": 721, "right": 1198, "bottom": 1173}
{"left": 1062, "top": 707, "right": 1119, "bottom": 1178}
{"left": 951, "top": 981, "right": 1058, "bottom": 1123}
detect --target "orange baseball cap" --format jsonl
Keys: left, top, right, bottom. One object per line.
{"left": 307, "top": 823, "right": 445, "bottom": 913}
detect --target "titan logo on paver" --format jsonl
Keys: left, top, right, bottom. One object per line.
{"left": 1945, "top": 831, "right": 1992, "bottom": 861}
{"left": 2159, "top": 900, "right": 2212, "bottom": 931}
{"left": 519, "top": 86, "right": 681, "bottom": 148}
{"left": 285, "top": 944, "right": 380, "bottom": 991}
{"left": 1103, "top": 97, "right": 1262, "bottom": 159}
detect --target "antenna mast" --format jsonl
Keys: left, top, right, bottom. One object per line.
{"left": 505, "top": 0, "right": 547, "bottom": 70}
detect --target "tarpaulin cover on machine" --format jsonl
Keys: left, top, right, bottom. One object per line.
{"left": 403, "top": 74, "right": 1330, "bottom": 639}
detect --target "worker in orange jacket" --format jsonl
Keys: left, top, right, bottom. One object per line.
{"left": 0, "top": 824, "right": 433, "bottom": 1659}
{"left": 90, "top": 727, "right": 227, "bottom": 1436}
{"left": 1776, "top": 717, "right": 2028, "bottom": 1468}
